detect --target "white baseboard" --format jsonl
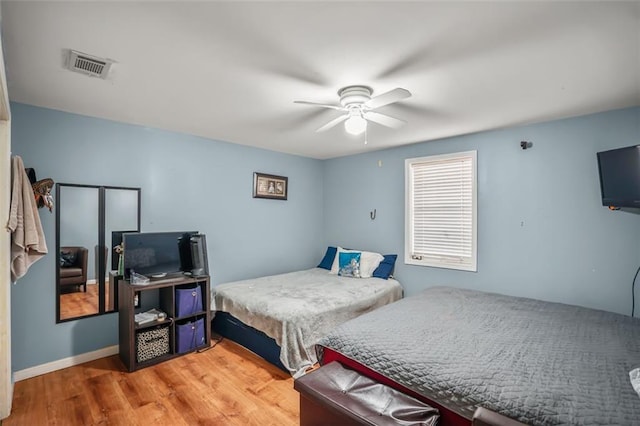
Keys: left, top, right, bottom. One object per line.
{"left": 13, "top": 345, "right": 119, "bottom": 382}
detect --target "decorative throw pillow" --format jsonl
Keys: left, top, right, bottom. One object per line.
{"left": 317, "top": 246, "right": 337, "bottom": 270}
{"left": 60, "top": 250, "right": 76, "bottom": 267}
{"left": 338, "top": 252, "right": 361, "bottom": 278}
{"left": 330, "top": 247, "right": 359, "bottom": 274}
{"left": 372, "top": 254, "right": 397, "bottom": 280}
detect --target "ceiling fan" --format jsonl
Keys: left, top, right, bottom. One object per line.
{"left": 294, "top": 85, "right": 411, "bottom": 135}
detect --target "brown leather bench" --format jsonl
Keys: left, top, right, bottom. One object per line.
{"left": 294, "top": 361, "right": 439, "bottom": 426}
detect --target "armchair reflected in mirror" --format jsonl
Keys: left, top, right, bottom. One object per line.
{"left": 56, "top": 183, "right": 140, "bottom": 323}
{"left": 59, "top": 246, "right": 88, "bottom": 292}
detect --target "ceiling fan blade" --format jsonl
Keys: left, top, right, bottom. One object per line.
{"left": 365, "top": 88, "right": 412, "bottom": 109}
{"left": 363, "top": 111, "right": 407, "bottom": 129}
{"left": 316, "top": 114, "right": 348, "bottom": 132}
{"left": 294, "top": 100, "right": 343, "bottom": 111}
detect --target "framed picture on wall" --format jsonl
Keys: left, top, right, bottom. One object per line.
{"left": 253, "top": 172, "right": 288, "bottom": 200}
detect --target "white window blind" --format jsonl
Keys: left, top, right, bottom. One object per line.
{"left": 405, "top": 151, "right": 477, "bottom": 271}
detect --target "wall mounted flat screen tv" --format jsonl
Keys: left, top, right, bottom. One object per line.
{"left": 123, "top": 231, "right": 197, "bottom": 278}
{"left": 597, "top": 144, "right": 640, "bottom": 208}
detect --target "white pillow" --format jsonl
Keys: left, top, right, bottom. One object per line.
{"left": 330, "top": 247, "right": 384, "bottom": 278}
{"left": 359, "top": 251, "right": 385, "bottom": 278}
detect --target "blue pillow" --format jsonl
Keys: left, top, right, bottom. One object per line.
{"left": 338, "top": 252, "right": 361, "bottom": 278}
{"left": 317, "top": 246, "right": 337, "bottom": 270}
{"left": 372, "top": 254, "right": 397, "bottom": 279}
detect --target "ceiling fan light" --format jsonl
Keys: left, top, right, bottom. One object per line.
{"left": 344, "top": 115, "right": 367, "bottom": 135}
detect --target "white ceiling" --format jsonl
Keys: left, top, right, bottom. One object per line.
{"left": 2, "top": 1, "right": 639, "bottom": 159}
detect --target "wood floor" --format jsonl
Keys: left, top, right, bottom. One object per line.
{"left": 4, "top": 339, "right": 299, "bottom": 425}
{"left": 60, "top": 283, "right": 99, "bottom": 320}
{"left": 60, "top": 282, "right": 113, "bottom": 320}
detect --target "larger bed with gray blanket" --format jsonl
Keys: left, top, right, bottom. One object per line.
{"left": 316, "top": 286, "right": 640, "bottom": 425}
{"left": 212, "top": 268, "right": 402, "bottom": 377}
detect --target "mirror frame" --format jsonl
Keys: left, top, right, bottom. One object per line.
{"left": 56, "top": 183, "right": 141, "bottom": 323}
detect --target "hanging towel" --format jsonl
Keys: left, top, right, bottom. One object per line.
{"left": 7, "top": 156, "right": 47, "bottom": 281}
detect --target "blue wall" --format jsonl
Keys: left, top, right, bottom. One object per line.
{"left": 323, "top": 107, "right": 640, "bottom": 315}
{"left": 10, "top": 102, "right": 324, "bottom": 371}
{"left": 10, "top": 103, "right": 640, "bottom": 372}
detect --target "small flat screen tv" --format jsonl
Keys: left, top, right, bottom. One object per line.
{"left": 597, "top": 144, "right": 640, "bottom": 208}
{"left": 123, "top": 231, "right": 197, "bottom": 278}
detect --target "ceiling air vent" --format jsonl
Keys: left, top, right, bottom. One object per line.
{"left": 66, "top": 50, "right": 113, "bottom": 79}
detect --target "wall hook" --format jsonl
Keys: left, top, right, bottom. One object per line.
{"left": 370, "top": 209, "right": 376, "bottom": 220}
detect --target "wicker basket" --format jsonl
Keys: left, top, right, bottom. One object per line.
{"left": 136, "top": 325, "right": 170, "bottom": 363}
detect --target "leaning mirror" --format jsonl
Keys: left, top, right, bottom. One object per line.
{"left": 104, "top": 188, "right": 140, "bottom": 313}
{"left": 56, "top": 183, "right": 140, "bottom": 323}
{"left": 57, "top": 184, "right": 100, "bottom": 321}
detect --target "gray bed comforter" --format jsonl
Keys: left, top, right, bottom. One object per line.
{"left": 317, "top": 286, "right": 640, "bottom": 425}
{"left": 212, "top": 268, "right": 402, "bottom": 378}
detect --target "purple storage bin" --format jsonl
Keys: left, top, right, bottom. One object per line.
{"left": 176, "top": 318, "right": 205, "bottom": 353}
{"left": 175, "top": 285, "right": 203, "bottom": 317}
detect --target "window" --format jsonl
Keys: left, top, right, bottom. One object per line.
{"left": 405, "top": 151, "right": 477, "bottom": 271}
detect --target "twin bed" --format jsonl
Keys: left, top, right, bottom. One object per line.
{"left": 211, "top": 257, "right": 402, "bottom": 377}
{"left": 210, "top": 248, "right": 640, "bottom": 425}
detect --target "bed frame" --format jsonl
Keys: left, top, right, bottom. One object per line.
{"left": 212, "top": 311, "right": 288, "bottom": 373}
